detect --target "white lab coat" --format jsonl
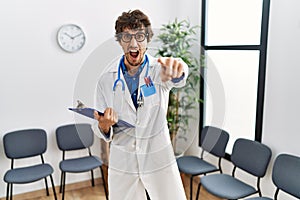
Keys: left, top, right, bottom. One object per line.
{"left": 93, "top": 54, "right": 188, "bottom": 200}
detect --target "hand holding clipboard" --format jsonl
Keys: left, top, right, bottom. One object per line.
{"left": 69, "top": 100, "right": 134, "bottom": 128}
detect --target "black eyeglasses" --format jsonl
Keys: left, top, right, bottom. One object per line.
{"left": 120, "top": 32, "right": 148, "bottom": 43}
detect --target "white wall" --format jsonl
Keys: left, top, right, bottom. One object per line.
{"left": 261, "top": 0, "right": 300, "bottom": 199}
{"left": 0, "top": 0, "right": 182, "bottom": 197}
{"left": 264, "top": 0, "right": 300, "bottom": 160}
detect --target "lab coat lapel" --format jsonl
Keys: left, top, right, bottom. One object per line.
{"left": 109, "top": 59, "right": 136, "bottom": 113}
{"left": 138, "top": 66, "right": 146, "bottom": 95}
{"left": 120, "top": 71, "right": 137, "bottom": 112}
{"left": 138, "top": 54, "right": 154, "bottom": 103}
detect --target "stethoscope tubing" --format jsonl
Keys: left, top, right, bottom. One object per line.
{"left": 112, "top": 55, "right": 149, "bottom": 92}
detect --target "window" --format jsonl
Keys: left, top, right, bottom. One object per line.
{"left": 200, "top": 0, "right": 271, "bottom": 154}
{"left": 206, "top": 0, "right": 262, "bottom": 46}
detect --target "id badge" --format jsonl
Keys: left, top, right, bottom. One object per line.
{"left": 141, "top": 76, "right": 156, "bottom": 97}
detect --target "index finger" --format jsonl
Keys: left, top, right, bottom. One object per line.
{"left": 104, "top": 108, "right": 112, "bottom": 118}
{"left": 157, "top": 57, "right": 168, "bottom": 66}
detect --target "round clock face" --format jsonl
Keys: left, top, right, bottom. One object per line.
{"left": 57, "top": 24, "right": 86, "bottom": 53}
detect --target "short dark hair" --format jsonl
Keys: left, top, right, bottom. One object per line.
{"left": 115, "top": 9, "right": 154, "bottom": 42}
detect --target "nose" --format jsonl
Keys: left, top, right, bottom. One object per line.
{"left": 129, "top": 36, "right": 138, "bottom": 47}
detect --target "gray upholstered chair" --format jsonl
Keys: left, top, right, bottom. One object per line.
{"left": 247, "top": 153, "right": 300, "bottom": 200}
{"left": 3, "top": 129, "right": 57, "bottom": 200}
{"left": 55, "top": 123, "right": 108, "bottom": 200}
{"left": 199, "top": 138, "right": 272, "bottom": 200}
{"left": 177, "top": 126, "right": 229, "bottom": 200}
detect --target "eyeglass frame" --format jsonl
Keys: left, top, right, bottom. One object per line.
{"left": 117, "top": 32, "right": 149, "bottom": 43}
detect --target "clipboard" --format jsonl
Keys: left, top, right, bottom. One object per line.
{"left": 68, "top": 107, "right": 135, "bottom": 128}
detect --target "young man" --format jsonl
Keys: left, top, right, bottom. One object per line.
{"left": 93, "top": 9, "right": 187, "bottom": 200}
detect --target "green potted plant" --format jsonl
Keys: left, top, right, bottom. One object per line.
{"left": 156, "top": 19, "right": 202, "bottom": 154}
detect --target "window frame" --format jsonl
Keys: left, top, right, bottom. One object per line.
{"left": 199, "top": 0, "right": 271, "bottom": 158}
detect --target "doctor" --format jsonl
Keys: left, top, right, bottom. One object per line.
{"left": 93, "top": 9, "right": 188, "bottom": 200}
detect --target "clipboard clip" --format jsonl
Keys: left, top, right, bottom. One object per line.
{"left": 76, "top": 100, "right": 86, "bottom": 109}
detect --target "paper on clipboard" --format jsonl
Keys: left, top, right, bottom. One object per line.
{"left": 68, "top": 107, "right": 135, "bottom": 128}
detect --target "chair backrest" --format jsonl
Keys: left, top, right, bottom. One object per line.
{"left": 272, "top": 154, "right": 300, "bottom": 198}
{"left": 200, "top": 126, "right": 229, "bottom": 158}
{"left": 56, "top": 123, "right": 94, "bottom": 151}
{"left": 3, "top": 129, "right": 47, "bottom": 159}
{"left": 231, "top": 138, "right": 272, "bottom": 177}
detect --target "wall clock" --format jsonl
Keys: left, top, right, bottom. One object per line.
{"left": 57, "top": 24, "right": 86, "bottom": 53}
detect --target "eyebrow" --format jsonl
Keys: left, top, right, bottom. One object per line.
{"left": 123, "top": 28, "right": 145, "bottom": 33}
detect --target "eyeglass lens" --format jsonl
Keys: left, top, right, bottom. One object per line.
{"left": 122, "top": 32, "right": 146, "bottom": 43}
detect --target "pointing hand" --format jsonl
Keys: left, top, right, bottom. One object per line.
{"left": 158, "top": 57, "right": 186, "bottom": 82}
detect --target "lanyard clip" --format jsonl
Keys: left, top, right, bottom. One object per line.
{"left": 137, "top": 93, "right": 144, "bottom": 108}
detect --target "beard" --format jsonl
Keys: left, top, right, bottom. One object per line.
{"left": 124, "top": 47, "right": 147, "bottom": 67}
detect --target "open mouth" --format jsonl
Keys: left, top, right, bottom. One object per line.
{"left": 129, "top": 50, "right": 139, "bottom": 59}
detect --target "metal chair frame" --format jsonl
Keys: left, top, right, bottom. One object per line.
{"left": 3, "top": 129, "right": 57, "bottom": 200}
{"left": 56, "top": 123, "right": 108, "bottom": 200}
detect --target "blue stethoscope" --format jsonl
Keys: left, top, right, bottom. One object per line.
{"left": 112, "top": 54, "right": 150, "bottom": 107}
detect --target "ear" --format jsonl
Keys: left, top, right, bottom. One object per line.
{"left": 115, "top": 34, "right": 121, "bottom": 42}
{"left": 146, "top": 32, "right": 150, "bottom": 42}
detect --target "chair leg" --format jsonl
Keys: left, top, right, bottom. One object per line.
{"left": 91, "top": 170, "right": 95, "bottom": 187}
{"left": 10, "top": 184, "right": 13, "bottom": 200}
{"left": 100, "top": 167, "right": 109, "bottom": 200}
{"left": 44, "top": 177, "right": 50, "bottom": 196}
{"left": 274, "top": 188, "right": 279, "bottom": 200}
{"left": 59, "top": 171, "right": 64, "bottom": 193}
{"left": 49, "top": 175, "right": 57, "bottom": 200}
{"left": 62, "top": 172, "right": 66, "bottom": 200}
{"left": 6, "top": 183, "right": 10, "bottom": 200}
{"left": 190, "top": 176, "right": 194, "bottom": 200}
{"left": 196, "top": 182, "right": 201, "bottom": 200}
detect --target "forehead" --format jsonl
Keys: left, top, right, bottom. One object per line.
{"left": 122, "top": 26, "right": 146, "bottom": 33}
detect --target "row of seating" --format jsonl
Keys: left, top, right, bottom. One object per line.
{"left": 177, "top": 126, "right": 300, "bottom": 200}
{"left": 2, "top": 123, "right": 108, "bottom": 200}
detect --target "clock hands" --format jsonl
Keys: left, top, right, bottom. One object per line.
{"left": 63, "top": 32, "right": 83, "bottom": 40}
{"left": 73, "top": 33, "right": 83, "bottom": 38}
{"left": 63, "top": 32, "right": 74, "bottom": 39}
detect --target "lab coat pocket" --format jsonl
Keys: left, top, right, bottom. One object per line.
{"left": 142, "top": 90, "right": 160, "bottom": 108}
{"left": 109, "top": 143, "right": 139, "bottom": 173}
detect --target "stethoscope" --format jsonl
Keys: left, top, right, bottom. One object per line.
{"left": 112, "top": 54, "right": 150, "bottom": 107}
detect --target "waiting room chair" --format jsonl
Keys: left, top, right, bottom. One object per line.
{"left": 176, "top": 126, "right": 229, "bottom": 200}
{"left": 247, "top": 153, "right": 300, "bottom": 200}
{"left": 55, "top": 123, "right": 108, "bottom": 200}
{"left": 3, "top": 129, "right": 57, "bottom": 200}
{"left": 199, "top": 138, "right": 272, "bottom": 200}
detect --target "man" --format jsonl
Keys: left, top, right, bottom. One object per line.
{"left": 93, "top": 9, "right": 187, "bottom": 200}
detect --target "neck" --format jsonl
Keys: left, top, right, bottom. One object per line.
{"left": 124, "top": 55, "right": 145, "bottom": 75}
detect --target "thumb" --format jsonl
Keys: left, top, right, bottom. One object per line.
{"left": 94, "top": 110, "right": 100, "bottom": 120}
